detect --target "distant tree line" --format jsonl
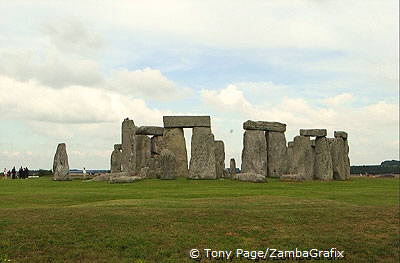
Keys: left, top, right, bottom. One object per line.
{"left": 351, "top": 160, "right": 400, "bottom": 174}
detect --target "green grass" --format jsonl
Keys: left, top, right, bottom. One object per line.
{"left": 0, "top": 177, "right": 398, "bottom": 262}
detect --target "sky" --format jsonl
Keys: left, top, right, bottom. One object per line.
{"left": 0, "top": 0, "right": 398, "bottom": 170}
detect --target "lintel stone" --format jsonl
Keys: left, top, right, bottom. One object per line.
{"left": 334, "top": 131, "right": 348, "bottom": 139}
{"left": 243, "top": 120, "right": 286, "bottom": 132}
{"left": 163, "top": 116, "right": 211, "bottom": 128}
{"left": 136, "top": 126, "right": 164, "bottom": 136}
{"left": 300, "top": 129, "right": 327, "bottom": 137}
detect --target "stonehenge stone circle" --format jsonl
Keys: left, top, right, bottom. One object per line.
{"left": 163, "top": 128, "right": 188, "bottom": 177}
{"left": 160, "top": 149, "right": 177, "bottom": 180}
{"left": 241, "top": 130, "right": 268, "bottom": 176}
{"left": 188, "top": 127, "right": 217, "bottom": 179}
{"left": 300, "top": 129, "right": 327, "bottom": 137}
{"left": 243, "top": 120, "right": 286, "bottom": 132}
{"left": 314, "top": 137, "right": 333, "bottom": 180}
{"left": 136, "top": 126, "right": 164, "bottom": 136}
{"left": 291, "top": 136, "right": 314, "bottom": 180}
{"left": 230, "top": 158, "right": 237, "bottom": 176}
{"left": 53, "top": 143, "right": 70, "bottom": 181}
{"left": 214, "top": 140, "right": 225, "bottom": 179}
{"left": 266, "top": 131, "right": 288, "bottom": 177}
{"left": 232, "top": 173, "right": 266, "bottom": 183}
{"left": 163, "top": 116, "right": 211, "bottom": 128}
{"left": 111, "top": 144, "right": 122, "bottom": 173}
{"left": 121, "top": 118, "right": 137, "bottom": 175}
{"left": 150, "top": 135, "right": 165, "bottom": 156}
{"left": 136, "top": 135, "right": 151, "bottom": 170}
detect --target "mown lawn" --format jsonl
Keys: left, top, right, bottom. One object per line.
{"left": 0, "top": 177, "right": 398, "bottom": 262}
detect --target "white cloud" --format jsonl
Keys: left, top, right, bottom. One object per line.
{"left": 323, "top": 93, "right": 353, "bottom": 107}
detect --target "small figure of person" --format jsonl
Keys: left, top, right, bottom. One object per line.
{"left": 2, "top": 168, "right": 7, "bottom": 180}
{"left": 7, "top": 170, "right": 11, "bottom": 179}
{"left": 11, "top": 167, "right": 16, "bottom": 179}
{"left": 18, "top": 167, "right": 23, "bottom": 179}
{"left": 25, "top": 167, "right": 29, "bottom": 179}
{"left": 82, "top": 167, "right": 87, "bottom": 178}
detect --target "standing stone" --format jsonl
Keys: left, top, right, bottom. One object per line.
{"left": 189, "top": 127, "right": 217, "bottom": 179}
{"left": 329, "top": 137, "right": 350, "bottom": 180}
{"left": 121, "top": 118, "right": 137, "bottom": 175}
{"left": 147, "top": 156, "right": 161, "bottom": 179}
{"left": 241, "top": 130, "right": 267, "bottom": 177}
{"left": 314, "top": 137, "right": 333, "bottom": 180}
{"left": 229, "top": 158, "right": 237, "bottom": 176}
{"left": 111, "top": 144, "right": 122, "bottom": 173}
{"left": 53, "top": 143, "right": 70, "bottom": 181}
{"left": 266, "top": 131, "right": 288, "bottom": 177}
{"left": 291, "top": 136, "right": 314, "bottom": 180}
{"left": 160, "top": 149, "right": 176, "bottom": 180}
{"left": 214, "top": 140, "right": 225, "bottom": 179}
{"left": 136, "top": 135, "right": 151, "bottom": 170}
{"left": 151, "top": 135, "right": 166, "bottom": 156}
{"left": 286, "top": 141, "right": 294, "bottom": 173}
{"left": 163, "top": 128, "right": 188, "bottom": 177}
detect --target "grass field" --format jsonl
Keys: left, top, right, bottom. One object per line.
{"left": 0, "top": 177, "right": 399, "bottom": 262}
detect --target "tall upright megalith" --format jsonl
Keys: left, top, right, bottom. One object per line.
{"left": 214, "top": 140, "right": 225, "bottom": 179}
{"left": 121, "top": 118, "right": 137, "bottom": 175}
{"left": 230, "top": 158, "right": 237, "bottom": 176}
{"left": 266, "top": 131, "right": 288, "bottom": 177}
{"left": 53, "top": 143, "right": 70, "bottom": 181}
{"left": 314, "top": 136, "right": 333, "bottom": 181}
{"left": 163, "top": 128, "right": 188, "bottom": 177}
{"left": 136, "top": 135, "right": 151, "bottom": 170}
{"left": 111, "top": 144, "right": 122, "bottom": 173}
{"left": 291, "top": 136, "right": 314, "bottom": 180}
{"left": 241, "top": 130, "right": 267, "bottom": 176}
{"left": 330, "top": 131, "right": 350, "bottom": 180}
{"left": 189, "top": 127, "right": 217, "bottom": 179}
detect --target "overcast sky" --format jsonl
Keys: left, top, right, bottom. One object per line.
{"left": 0, "top": 0, "right": 398, "bottom": 169}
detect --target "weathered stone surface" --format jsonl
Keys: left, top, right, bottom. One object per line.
{"left": 136, "top": 126, "right": 164, "bottom": 136}
{"left": 230, "top": 158, "right": 237, "bottom": 176}
{"left": 163, "top": 128, "right": 188, "bottom": 177}
{"left": 160, "top": 149, "right": 176, "bottom": 180}
{"left": 266, "top": 131, "right": 288, "bottom": 177}
{"left": 109, "top": 175, "right": 143, "bottom": 184}
{"left": 280, "top": 174, "right": 305, "bottom": 182}
{"left": 147, "top": 156, "right": 161, "bottom": 179}
{"left": 53, "top": 143, "right": 70, "bottom": 181}
{"left": 300, "top": 129, "right": 327, "bottom": 137}
{"left": 334, "top": 131, "right": 348, "bottom": 139}
{"left": 286, "top": 142, "right": 294, "bottom": 174}
{"left": 329, "top": 138, "right": 350, "bottom": 180}
{"left": 188, "top": 127, "right": 217, "bottom": 179}
{"left": 110, "top": 145, "right": 122, "bottom": 173}
{"left": 223, "top": 169, "right": 230, "bottom": 179}
{"left": 214, "top": 140, "right": 225, "bottom": 179}
{"left": 314, "top": 137, "right": 333, "bottom": 180}
{"left": 291, "top": 136, "right": 314, "bottom": 180}
{"left": 89, "top": 173, "right": 110, "bottom": 182}
{"left": 241, "top": 130, "right": 267, "bottom": 177}
{"left": 310, "top": 139, "right": 316, "bottom": 147}
{"left": 136, "top": 135, "right": 151, "bottom": 170}
{"left": 150, "top": 135, "right": 165, "bottom": 155}
{"left": 243, "top": 120, "right": 286, "bottom": 132}
{"left": 163, "top": 116, "right": 211, "bottom": 128}
{"left": 232, "top": 173, "right": 266, "bottom": 183}
{"left": 138, "top": 167, "right": 150, "bottom": 178}
{"left": 287, "top": 141, "right": 294, "bottom": 147}
{"left": 121, "top": 118, "right": 136, "bottom": 175}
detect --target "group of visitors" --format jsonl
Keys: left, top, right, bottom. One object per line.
{"left": 2, "top": 166, "right": 30, "bottom": 179}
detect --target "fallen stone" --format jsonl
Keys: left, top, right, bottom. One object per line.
{"left": 89, "top": 173, "right": 110, "bottom": 182}
{"left": 121, "top": 118, "right": 137, "bottom": 175}
{"left": 314, "top": 137, "right": 333, "bottom": 180}
{"left": 214, "top": 140, "right": 225, "bottom": 179}
{"left": 243, "top": 120, "right": 286, "bottom": 132}
{"left": 136, "top": 135, "right": 151, "bottom": 170}
{"left": 136, "top": 126, "right": 164, "bottom": 136}
{"left": 241, "top": 130, "right": 267, "bottom": 177}
{"left": 232, "top": 173, "right": 266, "bottom": 183}
{"left": 300, "top": 129, "right": 327, "bottom": 137}
{"left": 188, "top": 127, "right": 217, "bottom": 179}
{"left": 109, "top": 175, "right": 143, "bottom": 184}
{"left": 53, "top": 143, "right": 71, "bottom": 181}
{"left": 163, "top": 128, "right": 188, "bottom": 177}
{"left": 230, "top": 158, "right": 237, "bottom": 176}
{"left": 291, "top": 136, "right": 314, "bottom": 180}
{"left": 163, "top": 116, "right": 211, "bottom": 128}
{"left": 334, "top": 131, "right": 348, "bottom": 139}
{"left": 266, "top": 131, "right": 288, "bottom": 177}
{"left": 280, "top": 174, "right": 305, "bottom": 182}
{"left": 160, "top": 149, "right": 176, "bottom": 180}
{"left": 151, "top": 135, "right": 165, "bottom": 155}
{"left": 111, "top": 144, "right": 122, "bottom": 173}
